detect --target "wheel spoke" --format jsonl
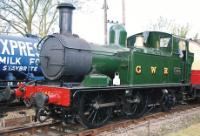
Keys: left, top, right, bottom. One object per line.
{"left": 160, "top": 91, "right": 175, "bottom": 111}
{"left": 87, "top": 109, "right": 95, "bottom": 121}
{"left": 98, "top": 108, "right": 104, "bottom": 121}
{"left": 92, "top": 110, "right": 98, "bottom": 124}
{"left": 131, "top": 104, "right": 137, "bottom": 113}
{"left": 123, "top": 91, "right": 148, "bottom": 118}
{"left": 78, "top": 93, "right": 112, "bottom": 128}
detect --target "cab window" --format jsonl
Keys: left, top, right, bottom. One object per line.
{"left": 160, "top": 37, "right": 171, "bottom": 48}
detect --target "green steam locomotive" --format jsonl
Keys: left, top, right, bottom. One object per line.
{"left": 13, "top": 3, "right": 196, "bottom": 128}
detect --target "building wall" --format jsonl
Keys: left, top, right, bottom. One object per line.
{"left": 189, "top": 41, "right": 200, "bottom": 70}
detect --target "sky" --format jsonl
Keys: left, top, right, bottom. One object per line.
{"left": 63, "top": 0, "right": 200, "bottom": 44}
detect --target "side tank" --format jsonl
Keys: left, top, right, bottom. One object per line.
{"left": 0, "top": 35, "right": 43, "bottom": 84}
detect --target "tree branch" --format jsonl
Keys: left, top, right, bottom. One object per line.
{"left": 0, "top": 15, "right": 25, "bottom": 35}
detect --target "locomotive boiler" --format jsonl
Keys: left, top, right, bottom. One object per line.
{"left": 39, "top": 4, "right": 129, "bottom": 84}
{"left": 14, "top": 3, "right": 197, "bottom": 128}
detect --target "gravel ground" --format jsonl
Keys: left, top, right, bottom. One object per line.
{"left": 0, "top": 108, "right": 35, "bottom": 128}
{"left": 1, "top": 109, "right": 34, "bottom": 119}
{"left": 166, "top": 123, "right": 200, "bottom": 136}
{"left": 98, "top": 107, "right": 200, "bottom": 136}
{"left": 0, "top": 106, "right": 200, "bottom": 136}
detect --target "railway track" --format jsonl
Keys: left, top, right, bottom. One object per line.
{"left": 0, "top": 102, "right": 25, "bottom": 112}
{"left": 0, "top": 105, "right": 26, "bottom": 114}
{"left": 0, "top": 104, "right": 34, "bottom": 128}
{"left": 0, "top": 104, "right": 29, "bottom": 120}
{"left": 0, "top": 103, "right": 200, "bottom": 136}
{"left": 0, "top": 121, "right": 61, "bottom": 136}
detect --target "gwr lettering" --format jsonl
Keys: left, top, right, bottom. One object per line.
{"left": 151, "top": 66, "right": 157, "bottom": 74}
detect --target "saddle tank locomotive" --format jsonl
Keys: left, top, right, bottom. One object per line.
{"left": 12, "top": 3, "right": 199, "bottom": 128}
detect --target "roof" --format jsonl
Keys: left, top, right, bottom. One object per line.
{"left": 128, "top": 31, "right": 187, "bottom": 40}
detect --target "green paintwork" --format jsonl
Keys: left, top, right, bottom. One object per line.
{"left": 129, "top": 51, "right": 184, "bottom": 84}
{"left": 84, "top": 45, "right": 130, "bottom": 86}
{"left": 82, "top": 30, "right": 194, "bottom": 88}
{"left": 127, "top": 31, "right": 194, "bottom": 85}
{"left": 109, "top": 24, "right": 127, "bottom": 47}
{"left": 82, "top": 74, "right": 111, "bottom": 87}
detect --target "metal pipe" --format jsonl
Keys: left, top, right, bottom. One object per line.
{"left": 122, "top": 0, "right": 126, "bottom": 26}
{"left": 57, "top": 3, "right": 75, "bottom": 35}
{"left": 103, "top": 0, "right": 108, "bottom": 44}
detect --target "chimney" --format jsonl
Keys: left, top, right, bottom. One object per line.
{"left": 57, "top": 3, "right": 75, "bottom": 35}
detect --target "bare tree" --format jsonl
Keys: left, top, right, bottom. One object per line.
{"left": 193, "top": 33, "right": 199, "bottom": 40}
{"left": 73, "top": 0, "right": 99, "bottom": 12}
{"left": 149, "top": 17, "right": 173, "bottom": 32}
{"left": 148, "top": 17, "right": 190, "bottom": 38}
{"left": 36, "top": 0, "right": 58, "bottom": 37}
{"left": 171, "top": 23, "right": 190, "bottom": 38}
{"left": 0, "top": 0, "right": 58, "bottom": 36}
{"left": 0, "top": 0, "right": 39, "bottom": 34}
